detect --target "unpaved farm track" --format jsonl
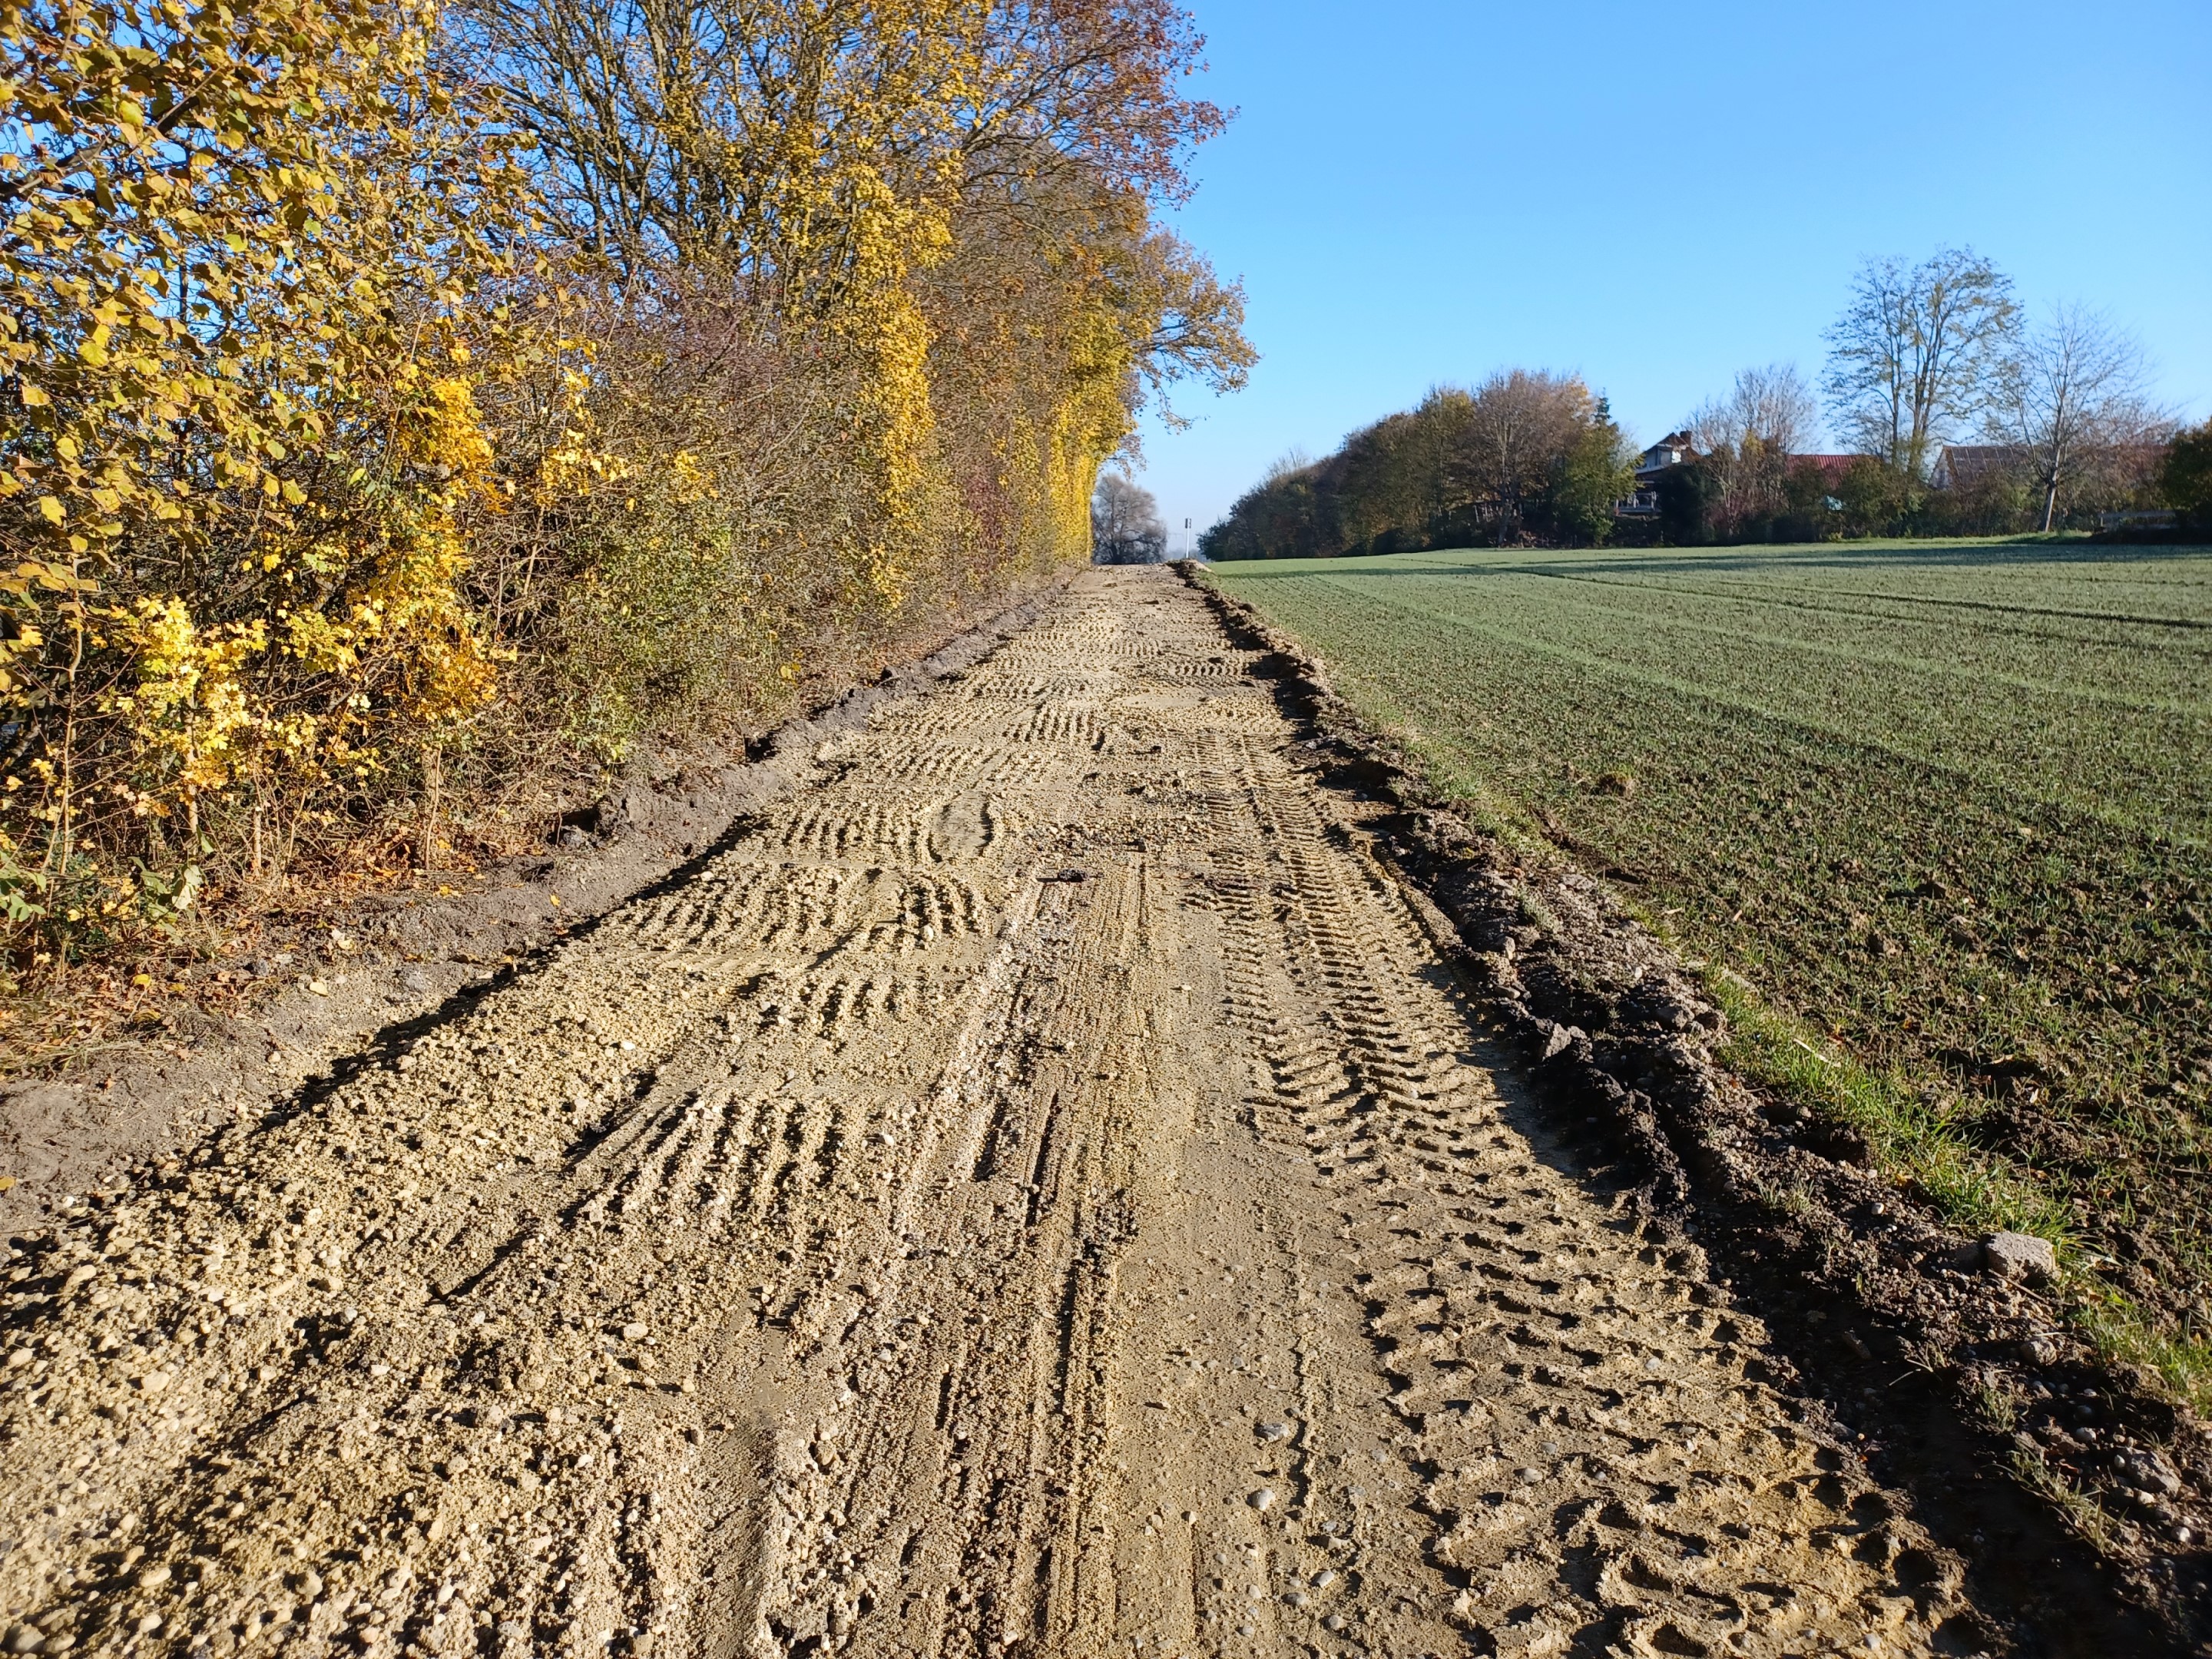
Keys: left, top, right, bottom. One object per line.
{"left": 3, "top": 570, "right": 1980, "bottom": 1658}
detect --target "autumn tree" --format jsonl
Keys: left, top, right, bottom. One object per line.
{"left": 1548, "top": 411, "right": 1636, "bottom": 547}
{"left": 921, "top": 147, "right": 1247, "bottom": 573}
{"left": 0, "top": 0, "right": 541, "bottom": 944}
{"left": 1446, "top": 369, "right": 1611, "bottom": 541}
{"left": 449, "top": 0, "right": 1243, "bottom": 592}
{"left": 1199, "top": 451, "right": 1326, "bottom": 562}
{"left": 1823, "top": 247, "right": 2017, "bottom": 479}
{"left": 0, "top": 0, "right": 1253, "bottom": 990}
{"left": 1201, "top": 372, "right": 1626, "bottom": 558}
{"left": 1327, "top": 390, "right": 1470, "bottom": 552}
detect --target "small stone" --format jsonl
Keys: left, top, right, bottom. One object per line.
{"left": 135, "top": 1564, "right": 171, "bottom": 1589}
{"left": 1255, "top": 1421, "right": 1292, "bottom": 1442}
{"left": 621, "top": 1323, "right": 648, "bottom": 1343}
{"left": 135, "top": 1369, "right": 172, "bottom": 1394}
{"left": 5, "top": 1350, "right": 31, "bottom": 1370}
{"left": 38, "top": 1638, "right": 72, "bottom": 1655}
{"left": 2119, "top": 1451, "right": 2183, "bottom": 1495}
{"left": 1982, "top": 1231, "right": 2056, "bottom": 1283}
{"left": 1323, "top": 1614, "right": 1346, "bottom": 1632}
{"left": 400, "top": 969, "right": 432, "bottom": 994}
{"left": 1248, "top": 1487, "right": 1276, "bottom": 1512}
{"left": 3, "top": 1628, "right": 38, "bottom": 1655}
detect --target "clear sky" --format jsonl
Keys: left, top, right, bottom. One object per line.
{"left": 1134, "top": 0, "right": 2212, "bottom": 544}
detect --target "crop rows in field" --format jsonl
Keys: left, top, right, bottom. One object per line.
{"left": 1214, "top": 539, "right": 2212, "bottom": 1330}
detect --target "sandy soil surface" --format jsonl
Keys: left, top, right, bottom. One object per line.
{"left": 0, "top": 570, "right": 1975, "bottom": 1657}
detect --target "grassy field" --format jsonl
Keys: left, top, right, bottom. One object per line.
{"left": 1211, "top": 539, "right": 2212, "bottom": 1366}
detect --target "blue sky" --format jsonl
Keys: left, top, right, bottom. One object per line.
{"left": 1134, "top": 0, "right": 2212, "bottom": 541}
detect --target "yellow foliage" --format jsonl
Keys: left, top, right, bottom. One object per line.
{"left": 668, "top": 452, "right": 715, "bottom": 505}
{"left": 402, "top": 377, "right": 499, "bottom": 489}
{"left": 105, "top": 599, "right": 266, "bottom": 805}
{"left": 1, "top": 0, "right": 1250, "bottom": 975}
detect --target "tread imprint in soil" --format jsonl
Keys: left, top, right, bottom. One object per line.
{"left": 0, "top": 571, "right": 1962, "bottom": 1659}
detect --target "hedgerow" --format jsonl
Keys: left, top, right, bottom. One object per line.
{"left": 0, "top": 0, "right": 1250, "bottom": 1001}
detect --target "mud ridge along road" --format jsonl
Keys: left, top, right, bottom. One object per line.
{"left": 3, "top": 569, "right": 2005, "bottom": 1657}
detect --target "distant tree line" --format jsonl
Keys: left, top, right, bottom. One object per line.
{"left": 1204, "top": 247, "right": 2207, "bottom": 559}
{"left": 1647, "top": 250, "right": 2199, "bottom": 544}
{"left": 1198, "top": 372, "right": 1634, "bottom": 561}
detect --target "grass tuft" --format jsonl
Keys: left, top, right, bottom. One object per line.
{"left": 1705, "top": 971, "right": 2065, "bottom": 1239}
{"left": 1705, "top": 965, "right": 2212, "bottom": 1413}
{"left": 2012, "top": 1446, "right": 2128, "bottom": 1551}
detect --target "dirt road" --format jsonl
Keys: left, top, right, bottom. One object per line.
{"left": 0, "top": 569, "right": 1969, "bottom": 1657}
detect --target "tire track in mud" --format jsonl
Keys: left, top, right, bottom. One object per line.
{"left": 0, "top": 570, "right": 1976, "bottom": 1659}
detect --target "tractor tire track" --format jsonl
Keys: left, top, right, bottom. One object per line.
{"left": 0, "top": 569, "right": 1975, "bottom": 1659}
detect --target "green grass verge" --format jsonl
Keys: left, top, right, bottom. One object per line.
{"left": 1703, "top": 967, "right": 2212, "bottom": 1411}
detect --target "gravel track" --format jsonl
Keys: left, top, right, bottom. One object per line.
{"left": 0, "top": 570, "right": 1974, "bottom": 1657}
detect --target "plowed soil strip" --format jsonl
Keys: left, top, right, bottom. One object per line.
{"left": 1, "top": 570, "right": 1972, "bottom": 1657}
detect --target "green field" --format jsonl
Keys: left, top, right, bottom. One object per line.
{"left": 1212, "top": 540, "right": 2212, "bottom": 1353}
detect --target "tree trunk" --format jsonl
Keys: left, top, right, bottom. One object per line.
{"left": 420, "top": 743, "right": 444, "bottom": 873}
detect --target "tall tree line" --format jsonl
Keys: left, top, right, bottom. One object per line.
{"left": 0, "top": 0, "right": 1253, "bottom": 982}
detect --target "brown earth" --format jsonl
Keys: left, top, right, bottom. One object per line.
{"left": 0, "top": 578, "right": 1071, "bottom": 1236}
{"left": 0, "top": 568, "right": 2154, "bottom": 1657}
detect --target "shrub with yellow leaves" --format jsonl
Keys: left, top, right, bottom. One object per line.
{"left": 0, "top": 0, "right": 1253, "bottom": 995}
{"left": 0, "top": 0, "right": 542, "bottom": 968}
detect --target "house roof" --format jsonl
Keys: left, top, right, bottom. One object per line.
{"left": 1934, "top": 445, "right": 2028, "bottom": 486}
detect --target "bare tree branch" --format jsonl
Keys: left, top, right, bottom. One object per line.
{"left": 1823, "top": 247, "right": 2017, "bottom": 478}
{"left": 1986, "top": 303, "right": 2174, "bottom": 531}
